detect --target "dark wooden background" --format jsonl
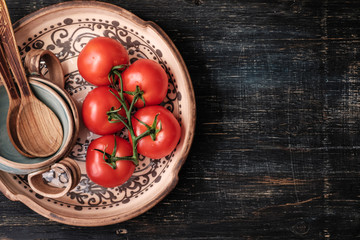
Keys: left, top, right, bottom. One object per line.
{"left": 1, "top": 0, "right": 360, "bottom": 239}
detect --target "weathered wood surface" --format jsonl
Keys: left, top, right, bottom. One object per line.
{"left": 1, "top": 0, "right": 360, "bottom": 239}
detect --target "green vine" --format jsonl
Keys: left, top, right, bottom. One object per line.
{"left": 95, "top": 65, "right": 161, "bottom": 168}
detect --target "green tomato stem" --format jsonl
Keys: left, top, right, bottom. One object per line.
{"left": 106, "top": 66, "right": 161, "bottom": 167}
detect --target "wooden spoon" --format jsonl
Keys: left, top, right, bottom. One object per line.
{"left": 0, "top": 43, "right": 33, "bottom": 157}
{"left": 0, "top": 0, "right": 63, "bottom": 157}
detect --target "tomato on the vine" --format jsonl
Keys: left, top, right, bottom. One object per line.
{"left": 121, "top": 59, "right": 168, "bottom": 108}
{"left": 79, "top": 37, "right": 183, "bottom": 188}
{"left": 78, "top": 37, "right": 129, "bottom": 86}
{"left": 131, "top": 105, "right": 181, "bottom": 159}
{"left": 86, "top": 135, "right": 135, "bottom": 188}
{"left": 82, "top": 86, "right": 127, "bottom": 135}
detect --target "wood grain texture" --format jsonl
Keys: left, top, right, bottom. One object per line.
{"left": 1, "top": 0, "right": 360, "bottom": 239}
{"left": 0, "top": 37, "right": 32, "bottom": 157}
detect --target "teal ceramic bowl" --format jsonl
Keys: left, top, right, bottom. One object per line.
{"left": 0, "top": 80, "right": 74, "bottom": 175}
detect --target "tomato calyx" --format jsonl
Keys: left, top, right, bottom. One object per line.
{"left": 123, "top": 85, "right": 146, "bottom": 108}
{"left": 107, "top": 106, "right": 127, "bottom": 123}
{"left": 133, "top": 114, "right": 162, "bottom": 141}
{"left": 94, "top": 135, "right": 138, "bottom": 169}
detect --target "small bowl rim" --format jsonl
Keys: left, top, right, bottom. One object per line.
{"left": 0, "top": 80, "right": 74, "bottom": 171}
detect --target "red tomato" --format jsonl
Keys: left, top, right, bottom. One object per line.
{"left": 86, "top": 135, "right": 135, "bottom": 188}
{"left": 82, "top": 86, "right": 126, "bottom": 135}
{"left": 131, "top": 105, "right": 181, "bottom": 159}
{"left": 121, "top": 59, "right": 168, "bottom": 108}
{"left": 78, "top": 37, "right": 129, "bottom": 86}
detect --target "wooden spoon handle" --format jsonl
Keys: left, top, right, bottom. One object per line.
{"left": 0, "top": 43, "right": 19, "bottom": 100}
{"left": 0, "top": 0, "right": 32, "bottom": 97}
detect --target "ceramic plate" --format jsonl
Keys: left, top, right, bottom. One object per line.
{"left": 0, "top": 1, "right": 195, "bottom": 226}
